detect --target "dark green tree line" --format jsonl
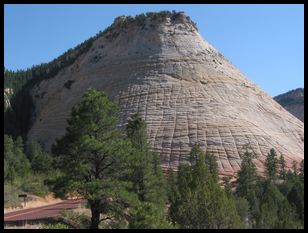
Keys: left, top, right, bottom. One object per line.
{"left": 169, "top": 144, "right": 241, "bottom": 229}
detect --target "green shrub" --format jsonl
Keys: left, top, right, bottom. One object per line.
{"left": 59, "top": 210, "right": 91, "bottom": 229}
{"left": 4, "top": 184, "right": 23, "bottom": 208}
{"left": 21, "top": 174, "right": 49, "bottom": 197}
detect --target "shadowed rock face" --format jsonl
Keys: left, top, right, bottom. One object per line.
{"left": 27, "top": 12, "right": 304, "bottom": 177}
{"left": 274, "top": 88, "right": 304, "bottom": 123}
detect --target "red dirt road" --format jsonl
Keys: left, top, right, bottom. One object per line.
{"left": 4, "top": 199, "right": 84, "bottom": 222}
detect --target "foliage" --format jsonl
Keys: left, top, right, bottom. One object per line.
{"left": 125, "top": 113, "right": 169, "bottom": 228}
{"left": 235, "top": 197, "right": 251, "bottom": 228}
{"left": 126, "top": 113, "right": 166, "bottom": 205}
{"left": 31, "top": 151, "right": 53, "bottom": 174}
{"left": 265, "top": 148, "right": 278, "bottom": 181}
{"left": 255, "top": 180, "right": 301, "bottom": 229}
{"left": 41, "top": 223, "right": 71, "bottom": 229}
{"left": 275, "top": 97, "right": 304, "bottom": 106}
{"left": 4, "top": 25, "right": 100, "bottom": 138}
{"left": 205, "top": 153, "right": 219, "bottom": 182}
{"left": 278, "top": 154, "right": 287, "bottom": 181}
{"left": 3, "top": 10, "right": 199, "bottom": 141}
{"left": 51, "top": 88, "right": 137, "bottom": 229}
{"left": 236, "top": 146, "right": 258, "bottom": 200}
{"left": 129, "top": 202, "right": 173, "bottom": 229}
{"left": 59, "top": 209, "right": 91, "bottom": 229}
{"left": 26, "top": 140, "right": 42, "bottom": 162}
{"left": 222, "top": 176, "right": 233, "bottom": 197}
{"left": 286, "top": 180, "right": 304, "bottom": 224}
{"left": 20, "top": 174, "right": 49, "bottom": 197}
{"left": 4, "top": 184, "right": 24, "bottom": 208}
{"left": 170, "top": 145, "right": 241, "bottom": 229}
{"left": 299, "top": 159, "right": 304, "bottom": 180}
{"left": 235, "top": 146, "right": 304, "bottom": 229}
{"left": 4, "top": 134, "right": 51, "bottom": 208}
{"left": 4, "top": 134, "right": 31, "bottom": 184}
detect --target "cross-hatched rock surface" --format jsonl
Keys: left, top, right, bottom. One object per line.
{"left": 27, "top": 12, "right": 304, "bottom": 177}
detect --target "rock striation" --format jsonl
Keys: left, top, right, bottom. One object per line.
{"left": 27, "top": 12, "right": 304, "bottom": 177}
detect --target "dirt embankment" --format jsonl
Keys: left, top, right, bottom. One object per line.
{"left": 4, "top": 194, "right": 62, "bottom": 214}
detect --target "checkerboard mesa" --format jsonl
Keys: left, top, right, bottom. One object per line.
{"left": 27, "top": 11, "right": 304, "bottom": 177}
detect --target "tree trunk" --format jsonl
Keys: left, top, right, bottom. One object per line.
{"left": 90, "top": 200, "right": 100, "bottom": 229}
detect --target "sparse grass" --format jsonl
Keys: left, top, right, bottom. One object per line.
{"left": 41, "top": 223, "right": 71, "bottom": 229}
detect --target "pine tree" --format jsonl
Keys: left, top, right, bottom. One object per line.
{"left": 31, "top": 151, "right": 53, "bottom": 174}
{"left": 26, "top": 140, "right": 53, "bottom": 174}
{"left": 26, "top": 140, "right": 43, "bottom": 162}
{"left": 256, "top": 180, "right": 300, "bottom": 229}
{"left": 236, "top": 146, "right": 258, "bottom": 199}
{"left": 4, "top": 134, "right": 16, "bottom": 184}
{"left": 4, "top": 135, "right": 31, "bottom": 184}
{"left": 222, "top": 176, "right": 232, "bottom": 198}
{"left": 234, "top": 197, "right": 251, "bottom": 228}
{"left": 205, "top": 153, "right": 219, "bottom": 182}
{"left": 126, "top": 113, "right": 169, "bottom": 228}
{"left": 292, "top": 161, "right": 298, "bottom": 176}
{"left": 170, "top": 145, "right": 241, "bottom": 229}
{"left": 189, "top": 143, "right": 202, "bottom": 165}
{"left": 264, "top": 148, "right": 278, "bottom": 181}
{"left": 129, "top": 202, "right": 173, "bottom": 229}
{"left": 52, "top": 88, "right": 137, "bottom": 229}
{"left": 299, "top": 159, "right": 304, "bottom": 180}
{"left": 278, "top": 154, "right": 287, "bottom": 181}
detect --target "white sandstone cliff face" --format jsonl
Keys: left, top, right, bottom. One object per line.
{"left": 27, "top": 12, "right": 304, "bottom": 176}
{"left": 4, "top": 88, "right": 13, "bottom": 109}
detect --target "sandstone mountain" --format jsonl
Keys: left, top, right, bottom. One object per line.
{"left": 26, "top": 12, "right": 304, "bottom": 177}
{"left": 274, "top": 88, "right": 304, "bottom": 123}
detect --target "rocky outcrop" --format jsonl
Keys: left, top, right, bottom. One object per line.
{"left": 27, "top": 12, "right": 304, "bottom": 177}
{"left": 4, "top": 88, "right": 13, "bottom": 110}
{"left": 274, "top": 88, "right": 304, "bottom": 122}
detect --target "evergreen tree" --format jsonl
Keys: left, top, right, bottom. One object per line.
{"left": 222, "top": 176, "right": 232, "bottom": 198}
{"left": 189, "top": 144, "right": 202, "bottom": 165}
{"left": 264, "top": 148, "right": 278, "bottom": 181}
{"left": 236, "top": 146, "right": 261, "bottom": 224}
{"left": 166, "top": 168, "right": 179, "bottom": 212}
{"left": 52, "top": 88, "right": 137, "bottom": 229}
{"left": 170, "top": 145, "right": 241, "bottom": 229}
{"left": 278, "top": 154, "right": 287, "bottom": 181}
{"left": 11, "top": 136, "right": 30, "bottom": 178}
{"left": 26, "top": 140, "right": 53, "bottom": 174}
{"left": 299, "top": 159, "right": 304, "bottom": 181}
{"left": 126, "top": 113, "right": 169, "bottom": 228}
{"left": 4, "top": 134, "right": 16, "bottom": 184}
{"left": 286, "top": 181, "right": 304, "bottom": 225}
{"left": 4, "top": 135, "right": 31, "bottom": 184}
{"left": 31, "top": 151, "right": 53, "bottom": 174}
{"left": 236, "top": 146, "right": 258, "bottom": 199}
{"left": 205, "top": 153, "right": 219, "bottom": 182}
{"left": 256, "top": 180, "right": 300, "bottom": 229}
{"left": 292, "top": 161, "right": 298, "bottom": 176}
{"left": 129, "top": 202, "right": 173, "bottom": 229}
{"left": 26, "top": 140, "right": 43, "bottom": 162}
{"left": 234, "top": 197, "right": 251, "bottom": 228}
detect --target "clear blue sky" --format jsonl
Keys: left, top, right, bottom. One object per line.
{"left": 4, "top": 4, "right": 304, "bottom": 97}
